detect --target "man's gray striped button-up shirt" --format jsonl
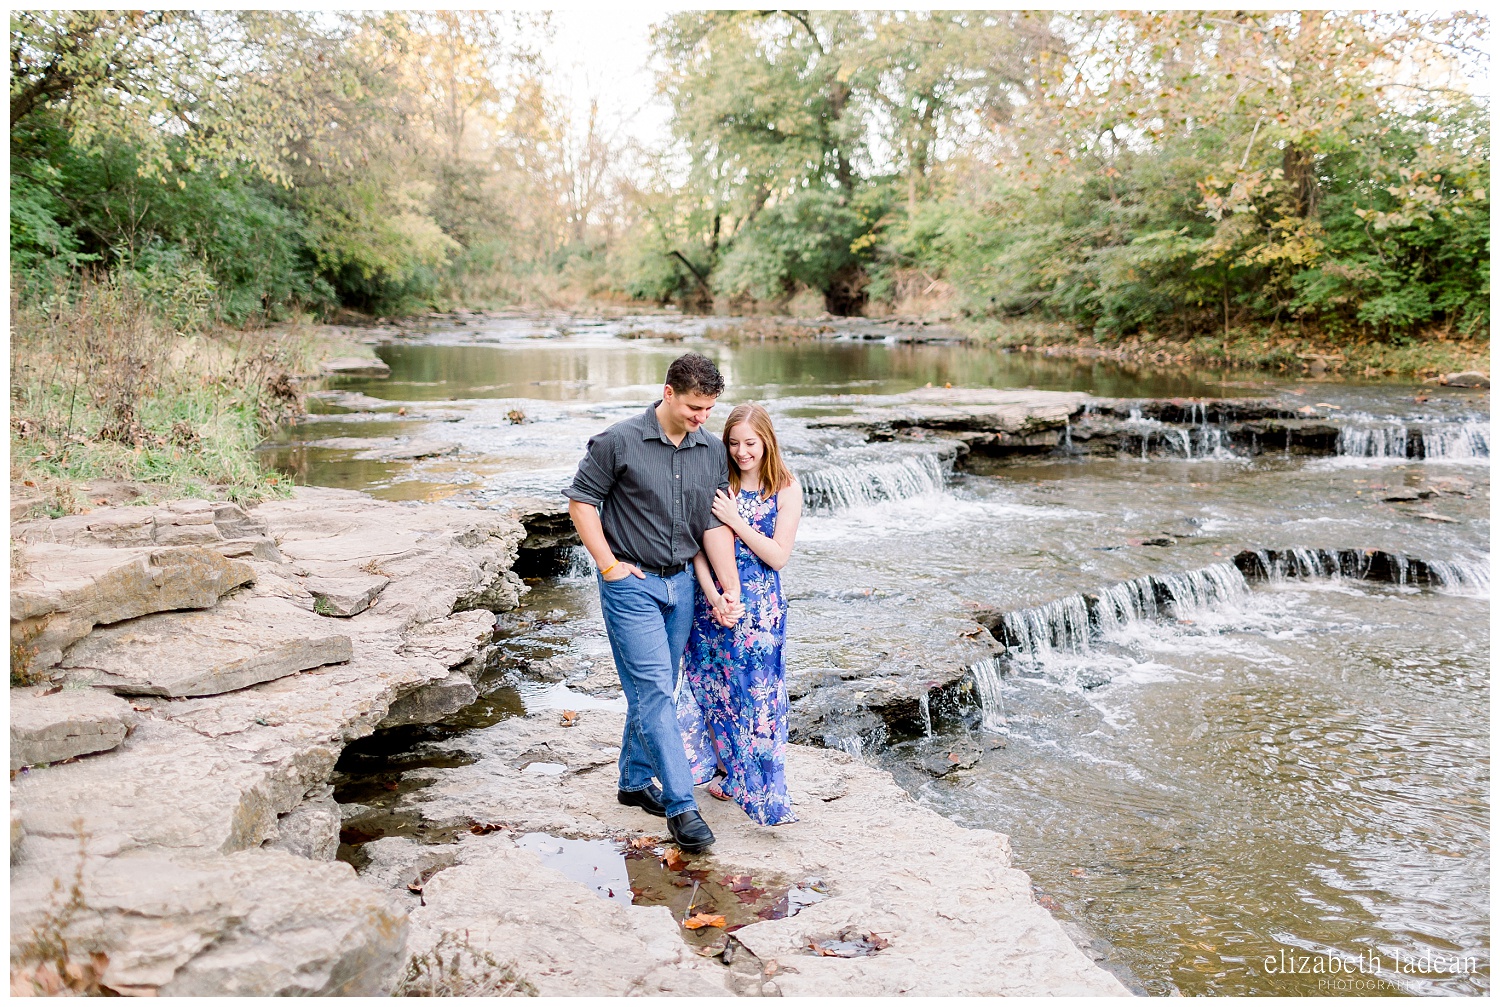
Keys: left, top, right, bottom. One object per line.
{"left": 564, "top": 403, "right": 729, "bottom": 569}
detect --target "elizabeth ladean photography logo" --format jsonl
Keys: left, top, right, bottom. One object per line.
{"left": 1263, "top": 948, "right": 1479, "bottom": 991}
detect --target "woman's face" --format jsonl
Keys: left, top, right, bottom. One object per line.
{"left": 726, "top": 421, "right": 765, "bottom": 475}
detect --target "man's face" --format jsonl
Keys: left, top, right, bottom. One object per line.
{"left": 662, "top": 386, "right": 718, "bottom": 431}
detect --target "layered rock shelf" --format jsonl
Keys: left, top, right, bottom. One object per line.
{"left": 9, "top": 486, "right": 1128, "bottom": 997}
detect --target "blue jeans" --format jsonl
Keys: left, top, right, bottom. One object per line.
{"left": 598, "top": 568, "right": 698, "bottom": 818}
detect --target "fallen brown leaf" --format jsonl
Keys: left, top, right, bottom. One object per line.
{"left": 628, "top": 836, "right": 658, "bottom": 850}
{"left": 661, "top": 847, "right": 687, "bottom": 871}
{"left": 946, "top": 753, "right": 962, "bottom": 764}
{"left": 683, "top": 913, "right": 726, "bottom": 930}
{"left": 867, "top": 933, "right": 891, "bottom": 951}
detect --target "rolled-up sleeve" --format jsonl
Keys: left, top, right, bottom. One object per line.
{"left": 563, "top": 429, "right": 617, "bottom": 508}
{"left": 704, "top": 446, "right": 730, "bottom": 530}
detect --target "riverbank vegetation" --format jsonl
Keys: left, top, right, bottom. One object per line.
{"left": 9, "top": 12, "right": 1489, "bottom": 466}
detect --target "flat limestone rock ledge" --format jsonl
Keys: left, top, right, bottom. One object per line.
{"left": 321, "top": 355, "right": 392, "bottom": 377}
{"left": 406, "top": 837, "right": 734, "bottom": 996}
{"left": 9, "top": 688, "right": 135, "bottom": 769}
{"left": 10, "top": 544, "right": 255, "bottom": 671}
{"left": 370, "top": 712, "right": 1131, "bottom": 997}
{"left": 309, "top": 435, "right": 459, "bottom": 461}
{"left": 254, "top": 486, "right": 528, "bottom": 626}
{"left": 11, "top": 488, "right": 530, "bottom": 994}
{"left": 808, "top": 387, "right": 1091, "bottom": 438}
{"left": 9, "top": 849, "right": 407, "bottom": 995}
{"left": 307, "top": 572, "right": 389, "bottom": 617}
{"left": 58, "top": 595, "right": 354, "bottom": 697}
{"left": 13, "top": 499, "right": 279, "bottom": 558}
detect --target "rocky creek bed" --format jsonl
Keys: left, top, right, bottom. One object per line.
{"left": 9, "top": 487, "right": 1128, "bottom": 996}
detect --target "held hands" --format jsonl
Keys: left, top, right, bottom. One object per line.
{"left": 711, "top": 490, "right": 746, "bottom": 533}
{"left": 710, "top": 590, "right": 745, "bottom": 628}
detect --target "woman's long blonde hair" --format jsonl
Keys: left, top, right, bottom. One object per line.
{"left": 723, "top": 402, "right": 792, "bottom": 499}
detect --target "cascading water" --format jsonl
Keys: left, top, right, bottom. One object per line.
{"left": 560, "top": 545, "right": 594, "bottom": 581}
{"left": 966, "top": 657, "right": 1009, "bottom": 733}
{"left": 1239, "top": 547, "right": 1490, "bottom": 595}
{"left": 1422, "top": 420, "right": 1490, "bottom": 459}
{"left": 1000, "top": 595, "right": 1092, "bottom": 660}
{"left": 1337, "top": 423, "right": 1410, "bottom": 458}
{"left": 794, "top": 449, "right": 949, "bottom": 511}
{"left": 1335, "top": 419, "right": 1489, "bottom": 460}
{"left": 998, "top": 562, "right": 1251, "bottom": 661}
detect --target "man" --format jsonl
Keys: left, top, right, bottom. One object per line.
{"left": 564, "top": 352, "right": 743, "bottom": 853}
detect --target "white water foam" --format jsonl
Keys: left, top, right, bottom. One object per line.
{"left": 1333, "top": 419, "right": 1489, "bottom": 463}
{"left": 796, "top": 451, "right": 948, "bottom": 511}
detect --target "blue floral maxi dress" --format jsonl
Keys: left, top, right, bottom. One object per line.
{"left": 675, "top": 488, "right": 798, "bottom": 825}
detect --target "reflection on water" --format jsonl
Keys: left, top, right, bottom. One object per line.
{"left": 292, "top": 313, "right": 1487, "bottom": 996}
{"left": 348, "top": 333, "right": 1239, "bottom": 404}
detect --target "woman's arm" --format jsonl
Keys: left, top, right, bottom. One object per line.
{"left": 691, "top": 551, "right": 721, "bottom": 607}
{"left": 710, "top": 480, "right": 802, "bottom": 571}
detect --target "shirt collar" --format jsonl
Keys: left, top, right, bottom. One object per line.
{"left": 644, "top": 401, "right": 711, "bottom": 448}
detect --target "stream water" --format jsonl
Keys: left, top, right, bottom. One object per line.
{"left": 269, "top": 312, "right": 1489, "bottom": 996}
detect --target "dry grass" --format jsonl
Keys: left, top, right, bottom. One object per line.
{"left": 396, "top": 931, "right": 537, "bottom": 997}
{"left": 10, "top": 274, "right": 325, "bottom": 513}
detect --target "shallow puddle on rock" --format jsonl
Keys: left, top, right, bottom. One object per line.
{"left": 515, "top": 834, "right": 633, "bottom": 904}
{"left": 333, "top": 684, "right": 524, "bottom": 863}
{"left": 623, "top": 842, "right": 829, "bottom": 948}
{"left": 515, "top": 833, "right": 829, "bottom": 948}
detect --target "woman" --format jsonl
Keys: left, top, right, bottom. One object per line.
{"left": 676, "top": 402, "right": 803, "bottom": 826}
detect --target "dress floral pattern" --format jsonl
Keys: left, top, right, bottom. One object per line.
{"left": 676, "top": 488, "right": 797, "bottom": 825}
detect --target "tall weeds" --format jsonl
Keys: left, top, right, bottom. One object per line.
{"left": 10, "top": 272, "right": 312, "bottom": 511}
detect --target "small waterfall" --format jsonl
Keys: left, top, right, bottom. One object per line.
{"left": 1424, "top": 557, "right": 1490, "bottom": 594}
{"left": 997, "top": 562, "right": 1251, "bottom": 661}
{"left": 561, "top": 546, "right": 594, "bottom": 581}
{"left": 796, "top": 450, "right": 949, "bottom": 511}
{"left": 1338, "top": 424, "right": 1410, "bottom": 458}
{"left": 1235, "top": 548, "right": 1489, "bottom": 595}
{"left": 918, "top": 691, "right": 933, "bottom": 738}
{"left": 1335, "top": 419, "right": 1489, "bottom": 460}
{"left": 1000, "top": 595, "right": 1092, "bottom": 660}
{"left": 967, "top": 657, "right": 1009, "bottom": 733}
{"left": 835, "top": 735, "right": 865, "bottom": 760}
{"left": 1126, "top": 406, "right": 1238, "bottom": 460}
{"left": 1422, "top": 421, "right": 1489, "bottom": 460}
{"left": 1155, "top": 563, "right": 1252, "bottom": 618}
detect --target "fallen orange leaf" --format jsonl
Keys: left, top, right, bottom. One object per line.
{"left": 661, "top": 847, "right": 687, "bottom": 871}
{"left": 683, "top": 913, "right": 726, "bottom": 930}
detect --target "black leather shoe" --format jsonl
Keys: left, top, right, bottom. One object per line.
{"left": 667, "top": 809, "right": 715, "bottom": 853}
{"left": 617, "top": 785, "right": 667, "bottom": 818}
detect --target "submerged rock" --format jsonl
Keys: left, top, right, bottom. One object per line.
{"left": 321, "top": 356, "right": 392, "bottom": 377}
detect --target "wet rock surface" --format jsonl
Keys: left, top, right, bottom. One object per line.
{"left": 351, "top": 711, "right": 1130, "bottom": 996}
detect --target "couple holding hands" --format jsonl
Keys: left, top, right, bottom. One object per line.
{"left": 565, "top": 353, "right": 802, "bottom": 853}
